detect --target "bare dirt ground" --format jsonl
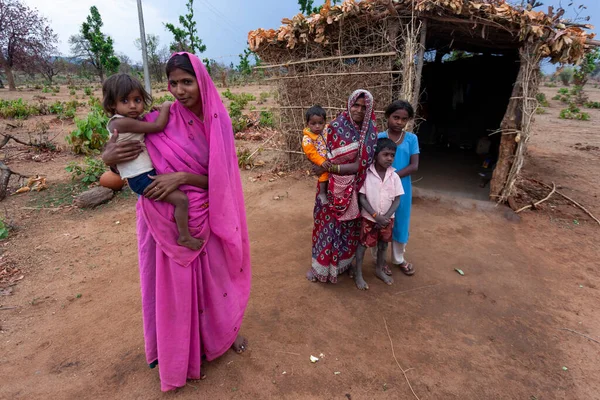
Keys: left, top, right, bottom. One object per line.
{"left": 0, "top": 83, "right": 599, "bottom": 399}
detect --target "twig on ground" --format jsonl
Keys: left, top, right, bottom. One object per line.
{"left": 383, "top": 317, "right": 420, "bottom": 400}
{"left": 412, "top": 177, "right": 423, "bottom": 184}
{"left": 395, "top": 283, "right": 440, "bottom": 296}
{"left": 560, "top": 328, "right": 600, "bottom": 345}
{"left": 516, "top": 182, "right": 556, "bottom": 213}
{"left": 532, "top": 179, "right": 600, "bottom": 226}
{"left": 0, "top": 133, "right": 44, "bottom": 149}
{"left": 262, "top": 147, "right": 305, "bottom": 155}
{"left": 248, "top": 132, "right": 278, "bottom": 161}
{"left": 0, "top": 306, "right": 17, "bottom": 311}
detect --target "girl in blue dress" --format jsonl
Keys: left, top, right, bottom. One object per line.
{"left": 377, "top": 100, "right": 419, "bottom": 276}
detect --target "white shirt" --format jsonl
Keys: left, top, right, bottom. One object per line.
{"left": 359, "top": 164, "right": 404, "bottom": 222}
{"left": 108, "top": 115, "right": 154, "bottom": 179}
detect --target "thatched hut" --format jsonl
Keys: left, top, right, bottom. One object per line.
{"left": 249, "top": 0, "right": 594, "bottom": 201}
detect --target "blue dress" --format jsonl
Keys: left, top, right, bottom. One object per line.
{"left": 378, "top": 131, "right": 420, "bottom": 243}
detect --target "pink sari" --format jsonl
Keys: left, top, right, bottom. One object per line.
{"left": 136, "top": 52, "right": 251, "bottom": 391}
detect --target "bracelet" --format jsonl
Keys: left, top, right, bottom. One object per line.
{"left": 336, "top": 165, "right": 341, "bottom": 174}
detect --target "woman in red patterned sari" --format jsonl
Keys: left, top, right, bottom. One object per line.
{"left": 307, "top": 90, "right": 378, "bottom": 283}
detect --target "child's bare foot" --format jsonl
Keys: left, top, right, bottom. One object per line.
{"left": 354, "top": 275, "right": 369, "bottom": 290}
{"left": 177, "top": 236, "right": 204, "bottom": 250}
{"left": 318, "top": 192, "right": 328, "bottom": 205}
{"left": 375, "top": 268, "right": 393, "bottom": 285}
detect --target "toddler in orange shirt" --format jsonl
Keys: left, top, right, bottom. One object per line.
{"left": 301, "top": 105, "right": 331, "bottom": 204}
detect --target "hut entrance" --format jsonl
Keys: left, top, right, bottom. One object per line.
{"left": 414, "top": 53, "right": 520, "bottom": 200}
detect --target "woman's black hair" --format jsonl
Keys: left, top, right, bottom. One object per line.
{"left": 375, "top": 137, "right": 397, "bottom": 157}
{"left": 385, "top": 100, "right": 414, "bottom": 119}
{"left": 102, "top": 73, "right": 152, "bottom": 115}
{"left": 305, "top": 105, "right": 327, "bottom": 124}
{"left": 166, "top": 54, "right": 197, "bottom": 78}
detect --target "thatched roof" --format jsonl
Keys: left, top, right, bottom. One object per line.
{"left": 249, "top": 0, "right": 595, "bottom": 64}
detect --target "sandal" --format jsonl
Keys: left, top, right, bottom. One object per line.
{"left": 383, "top": 264, "right": 392, "bottom": 276}
{"left": 400, "top": 262, "right": 415, "bottom": 276}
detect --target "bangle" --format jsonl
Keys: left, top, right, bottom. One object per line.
{"left": 372, "top": 212, "right": 378, "bottom": 218}
{"left": 336, "top": 165, "right": 341, "bottom": 174}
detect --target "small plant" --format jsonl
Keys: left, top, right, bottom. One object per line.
{"left": 584, "top": 101, "right": 600, "bottom": 109}
{"left": 70, "top": 89, "right": 76, "bottom": 96}
{"left": 48, "top": 100, "right": 77, "bottom": 120}
{"left": 536, "top": 93, "right": 549, "bottom": 107}
{"left": 237, "top": 147, "right": 252, "bottom": 168}
{"left": 65, "top": 157, "right": 107, "bottom": 184}
{"left": 536, "top": 107, "right": 547, "bottom": 114}
{"left": 258, "top": 92, "right": 270, "bottom": 104}
{"left": 52, "top": 86, "right": 60, "bottom": 93}
{"left": 558, "top": 67, "right": 574, "bottom": 86}
{"left": 558, "top": 88, "right": 569, "bottom": 95}
{"left": 0, "top": 99, "right": 40, "bottom": 119}
{"left": 84, "top": 87, "right": 93, "bottom": 96}
{"left": 559, "top": 103, "right": 591, "bottom": 121}
{"left": 0, "top": 218, "right": 10, "bottom": 240}
{"left": 259, "top": 110, "right": 275, "bottom": 128}
{"left": 42, "top": 86, "right": 52, "bottom": 93}
{"left": 544, "top": 82, "right": 557, "bottom": 88}
{"left": 151, "top": 94, "right": 175, "bottom": 107}
{"left": 66, "top": 110, "right": 109, "bottom": 154}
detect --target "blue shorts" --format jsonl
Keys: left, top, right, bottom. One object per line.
{"left": 127, "top": 169, "right": 156, "bottom": 195}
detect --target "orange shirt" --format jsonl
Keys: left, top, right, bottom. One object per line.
{"left": 302, "top": 127, "right": 329, "bottom": 182}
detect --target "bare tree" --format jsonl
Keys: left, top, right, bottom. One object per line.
{"left": 0, "top": 0, "right": 58, "bottom": 91}
{"left": 135, "top": 34, "right": 169, "bottom": 82}
{"left": 37, "top": 54, "right": 67, "bottom": 85}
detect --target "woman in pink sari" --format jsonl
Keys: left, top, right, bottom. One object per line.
{"left": 102, "top": 52, "right": 251, "bottom": 392}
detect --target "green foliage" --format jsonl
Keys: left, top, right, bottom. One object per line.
{"left": 165, "top": 0, "right": 206, "bottom": 54}
{"left": 42, "top": 86, "right": 51, "bottom": 93}
{"left": 535, "top": 107, "right": 546, "bottom": 115}
{"left": 536, "top": 92, "right": 549, "bottom": 107}
{"left": 84, "top": 87, "right": 93, "bottom": 96}
{"left": 65, "top": 157, "right": 107, "bottom": 184}
{"left": 584, "top": 101, "right": 600, "bottom": 109}
{"left": 70, "top": 89, "right": 76, "bottom": 95}
{"left": 573, "top": 49, "right": 600, "bottom": 85}
{"left": 558, "top": 67, "right": 574, "bottom": 86}
{"left": 259, "top": 92, "right": 270, "bottom": 104}
{"left": 152, "top": 93, "right": 175, "bottom": 107}
{"left": 559, "top": 103, "right": 591, "bottom": 121}
{"left": 66, "top": 110, "right": 109, "bottom": 154}
{"left": 223, "top": 90, "right": 256, "bottom": 132}
{"left": 0, "top": 218, "right": 9, "bottom": 240}
{"left": 71, "top": 6, "right": 120, "bottom": 81}
{"left": 558, "top": 88, "right": 569, "bottom": 95}
{"left": 298, "top": 0, "right": 340, "bottom": 14}
{"left": 49, "top": 100, "right": 78, "bottom": 119}
{"left": 544, "top": 82, "right": 557, "bottom": 88}
{"left": 237, "top": 48, "right": 260, "bottom": 76}
{"left": 0, "top": 99, "right": 40, "bottom": 119}
{"left": 259, "top": 110, "right": 275, "bottom": 128}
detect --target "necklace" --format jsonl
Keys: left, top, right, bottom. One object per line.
{"left": 390, "top": 130, "right": 405, "bottom": 144}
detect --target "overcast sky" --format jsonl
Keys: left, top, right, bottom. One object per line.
{"left": 23, "top": 0, "right": 599, "bottom": 67}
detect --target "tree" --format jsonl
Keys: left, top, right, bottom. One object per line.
{"left": 298, "top": 0, "right": 340, "bottom": 15}
{"left": 69, "top": 6, "right": 120, "bottom": 82}
{"left": 164, "top": 0, "right": 206, "bottom": 55}
{"left": 117, "top": 53, "right": 132, "bottom": 74}
{"left": 37, "top": 55, "right": 67, "bottom": 85}
{"left": 0, "top": 0, "right": 58, "bottom": 91}
{"left": 135, "top": 34, "right": 169, "bottom": 82}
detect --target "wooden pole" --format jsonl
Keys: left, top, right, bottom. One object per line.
{"left": 412, "top": 19, "right": 427, "bottom": 108}
{"left": 265, "top": 70, "right": 398, "bottom": 81}
{"left": 254, "top": 51, "right": 397, "bottom": 69}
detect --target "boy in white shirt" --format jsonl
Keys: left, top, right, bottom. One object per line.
{"left": 352, "top": 138, "right": 404, "bottom": 290}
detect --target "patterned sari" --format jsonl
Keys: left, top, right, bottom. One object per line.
{"left": 310, "top": 90, "right": 378, "bottom": 283}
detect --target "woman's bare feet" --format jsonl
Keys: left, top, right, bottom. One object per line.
{"left": 232, "top": 335, "right": 248, "bottom": 354}
{"left": 178, "top": 236, "right": 204, "bottom": 250}
{"left": 306, "top": 269, "right": 318, "bottom": 282}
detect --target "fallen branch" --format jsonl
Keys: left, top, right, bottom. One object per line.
{"left": 0, "top": 133, "right": 44, "bottom": 149}
{"left": 383, "top": 317, "right": 420, "bottom": 400}
{"left": 0, "top": 162, "right": 31, "bottom": 201}
{"left": 248, "top": 132, "right": 278, "bottom": 161}
{"left": 0, "top": 306, "right": 17, "bottom": 311}
{"left": 560, "top": 328, "right": 600, "bottom": 345}
{"left": 263, "top": 147, "right": 305, "bottom": 155}
{"left": 532, "top": 179, "right": 600, "bottom": 226}
{"left": 515, "top": 182, "right": 556, "bottom": 213}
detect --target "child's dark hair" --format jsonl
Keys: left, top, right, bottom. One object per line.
{"left": 102, "top": 73, "right": 151, "bottom": 115}
{"left": 305, "top": 105, "right": 327, "bottom": 124}
{"left": 375, "top": 138, "right": 397, "bottom": 156}
{"left": 166, "top": 54, "right": 197, "bottom": 78}
{"left": 385, "top": 100, "right": 414, "bottom": 119}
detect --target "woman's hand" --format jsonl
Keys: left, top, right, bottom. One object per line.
{"left": 312, "top": 164, "right": 326, "bottom": 176}
{"left": 102, "top": 129, "right": 143, "bottom": 166}
{"left": 143, "top": 173, "right": 185, "bottom": 201}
